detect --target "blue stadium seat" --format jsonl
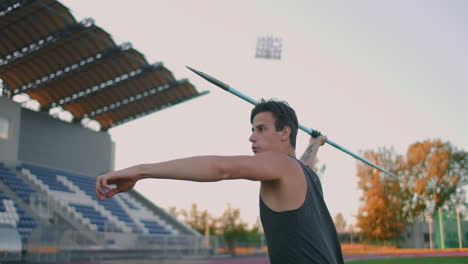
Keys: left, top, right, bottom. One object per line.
{"left": 64, "top": 172, "right": 135, "bottom": 225}
{"left": 141, "top": 220, "right": 171, "bottom": 235}
{"left": 121, "top": 196, "right": 139, "bottom": 209}
{"left": 69, "top": 203, "right": 109, "bottom": 232}
{"left": 0, "top": 189, "right": 38, "bottom": 244}
{"left": 17, "top": 163, "right": 172, "bottom": 235}
{"left": 20, "top": 164, "right": 72, "bottom": 193}
{"left": 14, "top": 205, "right": 38, "bottom": 243}
{"left": 0, "top": 164, "right": 36, "bottom": 203}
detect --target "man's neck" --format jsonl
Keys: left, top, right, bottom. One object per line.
{"left": 282, "top": 146, "right": 296, "bottom": 157}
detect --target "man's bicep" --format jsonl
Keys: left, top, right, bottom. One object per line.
{"left": 219, "top": 153, "right": 291, "bottom": 181}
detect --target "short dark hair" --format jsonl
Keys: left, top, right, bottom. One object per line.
{"left": 250, "top": 99, "right": 299, "bottom": 148}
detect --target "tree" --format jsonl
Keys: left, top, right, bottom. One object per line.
{"left": 169, "top": 203, "right": 217, "bottom": 235}
{"left": 405, "top": 140, "right": 466, "bottom": 221}
{"left": 218, "top": 203, "right": 249, "bottom": 254}
{"left": 446, "top": 147, "right": 468, "bottom": 212}
{"left": 355, "top": 140, "right": 467, "bottom": 244}
{"left": 333, "top": 213, "right": 347, "bottom": 233}
{"left": 168, "top": 206, "right": 179, "bottom": 218}
{"left": 356, "top": 148, "right": 406, "bottom": 242}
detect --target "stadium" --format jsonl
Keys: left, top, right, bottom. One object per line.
{"left": 1, "top": 1, "right": 467, "bottom": 263}
{"left": 0, "top": 0, "right": 210, "bottom": 262}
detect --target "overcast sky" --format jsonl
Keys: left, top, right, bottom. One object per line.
{"left": 61, "top": 0, "right": 468, "bottom": 226}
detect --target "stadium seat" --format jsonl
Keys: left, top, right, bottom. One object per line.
{"left": 17, "top": 163, "right": 175, "bottom": 235}
{"left": 0, "top": 163, "right": 36, "bottom": 203}
{"left": 0, "top": 189, "right": 38, "bottom": 243}
{"left": 20, "top": 164, "right": 73, "bottom": 193}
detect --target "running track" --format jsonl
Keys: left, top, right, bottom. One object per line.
{"left": 161, "top": 251, "right": 468, "bottom": 263}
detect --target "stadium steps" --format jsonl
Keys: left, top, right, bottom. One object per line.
{"left": 0, "top": 188, "right": 38, "bottom": 245}
{"left": 17, "top": 168, "right": 103, "bottom": 243}
{"left": 128, "top": 190, "right": 201, "bottom": 237}
{"left": 57, "top": 175, "right": 132, "bottom": 233}
{"left": 18, "top": 164, "right": 139, "bottom": 234}
{"left": 19, "top": 163, "right": 176, "bottom": 235}
{"left": 0, "top": 179, "right": 41, "bottom": 224}
{"left": 0, "top": 163, "right": 42, "bottom": 223}
{"left": 114, "top": 192, "right": 173, "bottom": 234}
{"left": 12, "top": 161, "right": 199, "bottom": 237}
{"left": 0, "top": 163, "right": 37, "bottom": 204}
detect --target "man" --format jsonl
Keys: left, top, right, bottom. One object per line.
{"left": 96, "top": 99, "right": 344, "bottom": 264}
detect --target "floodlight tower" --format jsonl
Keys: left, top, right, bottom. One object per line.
{"left": 255, "top": 35, "right": 283, "bottom": 60}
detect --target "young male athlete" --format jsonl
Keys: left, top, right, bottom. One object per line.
{"left": 96, "top": 99, "right": 344, "bottom": 264}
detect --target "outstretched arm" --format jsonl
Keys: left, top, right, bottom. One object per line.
{"left": 96, "top": 152, "right": 296, "bottom": 200}
{"left": 299, "top": 135, "right": 327, "bottom": 168}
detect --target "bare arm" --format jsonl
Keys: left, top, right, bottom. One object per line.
{"left": 299, "top": 135, "right": 327, "bottom": 168}
{"left": 96, "top": 152, "right": 295, "bottom": 200}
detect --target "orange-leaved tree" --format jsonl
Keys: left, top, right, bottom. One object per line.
{"left": 356, "top": 147, "right": 406, "bottom": 242}
{"left": 404, "top": 139, "right": 466, "bottom": 221}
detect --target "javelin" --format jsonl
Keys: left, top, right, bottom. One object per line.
{"left": 186, "top": 66, "right": 397, "bottom": 179}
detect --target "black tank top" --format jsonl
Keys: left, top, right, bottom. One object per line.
{"left": 260, "top": 156, "right": 344, "bottom": 264}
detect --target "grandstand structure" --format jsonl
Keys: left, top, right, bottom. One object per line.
{"left": 0, "top": 0, "right": 208, "bottom": 262}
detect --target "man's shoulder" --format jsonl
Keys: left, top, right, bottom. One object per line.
{"left": 257, "top": 152, "right": 304, "bottom": 180}
{"left": 257, "top": 152, "right": 301, "bottom": 168}
{"left": 257, "top": 151, "right": 296, "bottom": 161}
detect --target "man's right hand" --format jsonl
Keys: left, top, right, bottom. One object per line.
{"left": 96, "top": 165, "right": 141, "bottom": 201}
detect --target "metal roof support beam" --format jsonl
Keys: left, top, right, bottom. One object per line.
{"left": 83, "top": 79, "right": 190, "bottom": 119}
{"left": 0, "top": 0, "right": 31, "bottom": 17}
{"left": 0, "top": 19, "right": 93, "bottom": 68}
{"left": 12, "top": 45, "right": 126, "bottom": 95}
{"left": 48, "top": 63, "right": 163, "bottom": 108}
{"left": 104, "top": 90, "right": 210, "bottom": 131}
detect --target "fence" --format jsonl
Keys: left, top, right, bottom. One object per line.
{"left": 434, "top": 207, "right": 467, "bottom": 249}
{"left": 24, "top": 226, "right": 208, "bottom": 262}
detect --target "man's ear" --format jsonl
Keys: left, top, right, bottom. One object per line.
{"left": 281, "top": 126, "right": 291, "bottom": 142}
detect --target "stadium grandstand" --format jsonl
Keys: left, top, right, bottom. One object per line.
{"left": 0, "top": 0, "right": 209, "bottom": 262}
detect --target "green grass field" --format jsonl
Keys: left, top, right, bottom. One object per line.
{"left": 346, "top": 256, "right": 468, "bottom": 264}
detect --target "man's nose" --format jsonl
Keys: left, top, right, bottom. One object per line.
{"left": 249, "top": 133, "right": 256, "bottom": 143}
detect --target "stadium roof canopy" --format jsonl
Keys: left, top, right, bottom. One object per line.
{"left": 0, "top": 0, "right": 208, "bottom": 131}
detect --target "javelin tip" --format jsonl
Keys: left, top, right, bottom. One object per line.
{"left": 185, "top": 66, "right": 198, "bottom": 74}
{"left": 185, "top": 66, "right": 230, "bottom": 91}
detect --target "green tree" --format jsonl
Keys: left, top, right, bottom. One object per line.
{"left": 217, "top": 203, "right": 249, "bottom": 254}
{"left": 169, "top": 204, "right": 217, "bottom": 235}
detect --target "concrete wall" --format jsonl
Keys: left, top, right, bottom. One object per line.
{"left": 0, "top": 97, "right": 21, "bottom": 162}
{"left": 17, "top": 108, "right": 114, "bottom": 176}
{"left": 403, "top": 222, "right": 429, "bottom": 248}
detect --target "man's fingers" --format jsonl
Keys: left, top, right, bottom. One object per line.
{"left": 105, "top": 188, "right": 120, "bottom": 199}
{"left": 96, "top": 176, "right": 112, "bottom": 200}
{"left": 100, "top": 177, "right": 112, "bottom": 191}
{"left": 321, "top": 136, "right": 327, "bottom": 146}
{"left": 96, "top": 172, "right": 127, "bottom": 201}
{"left": 311, "top": 130, "right": 322, "bottom": 138}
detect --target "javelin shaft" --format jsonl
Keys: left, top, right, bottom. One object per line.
{"left": 186, "top": 66, "right": 397, "bottom": 179}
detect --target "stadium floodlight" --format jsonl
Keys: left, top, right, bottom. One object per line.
{"left": 186, "top": 66, "right": 397, "bottom": 179}
{"left": 255, "top": 35, "right": 282, "bottom": 59}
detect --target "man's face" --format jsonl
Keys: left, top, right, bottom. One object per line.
{"left": 249, "top": 112, "right": 285, "bottom": 154}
